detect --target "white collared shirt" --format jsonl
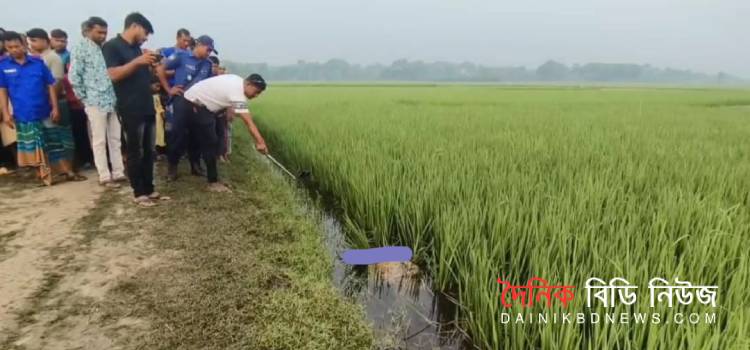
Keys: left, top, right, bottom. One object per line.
{"left": 184, "top": 74, "right": 249, "bottom": 114}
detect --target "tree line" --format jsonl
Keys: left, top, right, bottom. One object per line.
{"left": 224, "top": 59, "right": 744, "bottom": 84}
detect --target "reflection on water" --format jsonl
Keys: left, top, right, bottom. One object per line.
{"left": 322, "top": 215, "right": 471, "bottom": 350}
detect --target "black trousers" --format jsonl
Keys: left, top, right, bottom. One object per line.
{"left": 121, "top": 113, "right": 155, "bottom": 197}
{"left": 69, "top": 107, "right": 93, "bottom": 169}
{"left": 216, "top": 114, "right": 227, "bottom": 156}
{"left": 166, "top": 97, "right": 201, "bottom": 166}
{"left": 188, "top": 123, "right": 201, "bottom": 165}
{"left": 169, "top": 97, "right": 219, "bottom": 183}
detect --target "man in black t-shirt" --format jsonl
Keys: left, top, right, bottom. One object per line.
{"left": 102, "top": 12, "right": 163, "bottom": 207}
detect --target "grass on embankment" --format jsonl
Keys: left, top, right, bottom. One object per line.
{"left": 102, "top": 126, "right": 373, "bottom": 349}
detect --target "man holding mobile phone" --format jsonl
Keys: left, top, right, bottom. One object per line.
{"left": 102, "top": 12, "right": 164, "bottom": 207}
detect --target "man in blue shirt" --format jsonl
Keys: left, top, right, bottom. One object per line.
{"left": 0, "top": 31, "right": 62, "bottom": 186}
{"left": 156, "top": 35, "right": 216, "bottom": 181}
{"left": 158, "top": 29, "right": 199, "bottom": 174}
{"left": 160, "top": 28, "right": 192, "bottom": 87}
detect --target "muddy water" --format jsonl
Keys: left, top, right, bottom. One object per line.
{"left": 321, "top": 214, "right": 472, "bottom": 349}
{"left": 265, "top": 156, "right": 473, "bottom": 349}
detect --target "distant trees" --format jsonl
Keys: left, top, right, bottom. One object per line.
{"left": 536, "top": 60, "right": 569, "bottom": 81}
{"left": 223, "top": 59, "right": 743, "bottom": 84}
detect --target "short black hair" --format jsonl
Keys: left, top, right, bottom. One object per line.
{"left": 124, "top": 12, "right": 154, "bottom": 34}
{"left": 86, "top": 16, "right": 108, "bottom": 30}
{"left": 50, "top": 29, "right": 68, "bottom": 39}
{"left": 26, "top": 28, "right": 49, "bottom": 41}
{"left": 2, "top": 31, "right": 23, "bottom": 44}
{"left": 208, "top": 55, "right": 220, "bottom": 65}
{"left": 177, "top": 28, "right": 190, "bottom": 38}
{"left": 246, "top": 74, "right": 266, "bottom": 91}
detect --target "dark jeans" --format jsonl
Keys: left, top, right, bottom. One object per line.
{"left": 69, "top": 107, "right": 93, "bottom": 169}
{"left": 121, "top": 113, "right": 156, "bottom": 197}
{"left": 216, "top": 114, "right": 227, "bottom": 156}
{"left": 188, "top": 125, "right": 201, "bottom": 165}
{"left": 169, "top": 97, "right": 219, "bottom": 183}
{"left": 166, "top": 97, "right": 201, "bottom": 166}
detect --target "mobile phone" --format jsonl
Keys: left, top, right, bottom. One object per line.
{"left": 152, "top": 53, "right": 164, "bottom": 61}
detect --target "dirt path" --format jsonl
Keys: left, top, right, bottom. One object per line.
{"left": 0, "top": 138, "right": 373, "bottom": 350}
{"left": 0, "top": 171, "right": 162, "bottom": 349}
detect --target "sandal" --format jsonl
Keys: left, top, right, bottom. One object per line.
{"left": 207, "top": 182, "right": 232, "bottom": 193}
{"left": 65, "top": 173, "right": 88, "bottom": 182}
{"left": 148, "top": 192, "right": 172, "bottom": 201}
{"left": 100, "top": 180, "right": 121, "bottom": 189}
{"left": 134, "top": 195, "right": 157, "bottom": 207}
{"left": 113, "top": 176, "right": 128, "bottom": 183}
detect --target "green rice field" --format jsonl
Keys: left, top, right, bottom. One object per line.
{"left": 252, "top": 85, "right": 750, "bottom": 349}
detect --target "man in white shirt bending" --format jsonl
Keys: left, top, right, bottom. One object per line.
{"left": 173, "top": 73, "right": 268, "bottom": 192}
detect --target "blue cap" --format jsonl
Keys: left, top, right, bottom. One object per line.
{"left": 196, "top": 35, "right": 218, "bottom": 54}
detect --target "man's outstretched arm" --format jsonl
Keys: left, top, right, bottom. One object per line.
{"left": 230, "top": 106, "right": 267, "bottom": 154}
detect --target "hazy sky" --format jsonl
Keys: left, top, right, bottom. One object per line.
{"left": 1, "top": 1, "right": 748, "bottom": 76}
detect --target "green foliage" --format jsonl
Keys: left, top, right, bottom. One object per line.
{"left": 253, "top": 85, "right": 750, "bottom": 350}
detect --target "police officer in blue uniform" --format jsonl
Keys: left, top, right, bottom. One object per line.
{"left": 157, "top": 35, "right": 216, "bottom": 181}
{"left": 158, "top": 29, "right": 192, "bottom": 167}
{"left": 160, "top": 28, "right": 192, "bottom": 88}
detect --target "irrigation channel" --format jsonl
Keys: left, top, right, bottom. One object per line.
{"left": 263, "top": 155, "right": 474, "bottom": 349}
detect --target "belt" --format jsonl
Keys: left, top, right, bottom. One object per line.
{"left": 189, "top": 99, "right": 204, "bottom": 108}
{"left": 184, "top": 98, "right": 224, "bottom": 116}
{"left": 183, "top": 97, "right": 207, "bottom": 112}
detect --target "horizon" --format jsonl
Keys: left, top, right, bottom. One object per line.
{"left": 224, "top": 57, "right": 743, "bottom": 78}
{"left": 1, "top": 1, "right": 748, "bottom": 78}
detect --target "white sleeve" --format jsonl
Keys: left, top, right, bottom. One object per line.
{"left": 229, "top": 90, "right": 249, "bottom": 113}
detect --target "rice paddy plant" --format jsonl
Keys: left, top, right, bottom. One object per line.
{"left": 253, "top": 85, "right": 750, "bottom": 349}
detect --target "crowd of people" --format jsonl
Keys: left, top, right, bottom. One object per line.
{"left": 0, "top": 12, "right": 269, "bottom": 207}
